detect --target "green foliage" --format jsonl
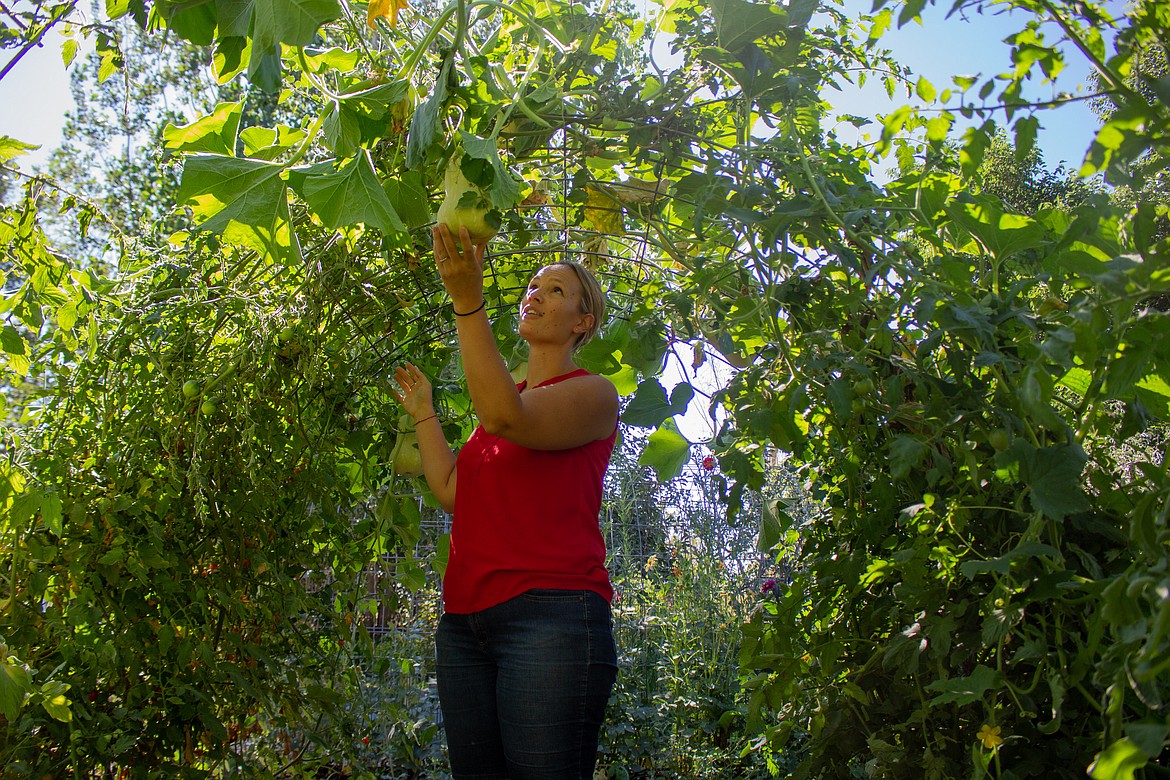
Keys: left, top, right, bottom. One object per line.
{"left": 1, "top": 0, "right": 1169, "bottom": 774}
{"left": 725, "top": 0, "right": 1170, "bottom": 769}
{"left": 977, "top": 131, "right": 1103, "bottom": 216}
{"left": 0, "top": 231, "right": 446, "bottom": 771}
{"left": 600, "top": 443, "right": 795, "bottom": 779}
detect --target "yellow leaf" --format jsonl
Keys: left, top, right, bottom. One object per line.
{"left": 584, "top": 185, "right": 623, "bottom": 235}
{"left": 610, "top": 177, "right": 664, "bottom": 204}
{"left": 368, "top": 0, "right": 408, "bottom": 28}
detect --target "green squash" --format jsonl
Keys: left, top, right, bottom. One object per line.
{"left": 437, "top": 153, "right": 500, "bottom": 243}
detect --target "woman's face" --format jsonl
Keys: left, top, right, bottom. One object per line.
{"left": 518, "top": 265, "right": 592, "bottom": 346}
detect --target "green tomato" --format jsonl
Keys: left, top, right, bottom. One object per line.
{"left": 182, "top": 380, "right": 200, "bottom": 399}
{"left": 852, "top": 378, "right": 875, "bottom": 397}
{"left": 989, "top": 429, "right": 1011, "bottom": 452}
{"left": 279, "top": 325, "right": 296, "bottom": 342}
{"left": 201, "top": 398, "right": 218, "bottom": 416}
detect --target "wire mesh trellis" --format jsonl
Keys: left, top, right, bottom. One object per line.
{"left": 285, "top": 107, "right": 785, "bottom": 397}
{"left": 351, "top": 441, "right": 800, "bottom": 625}
{"left": 346, "top": 444, "right": 798, "bottom": 686}
{"left": 353, "top": 496, "right": 780, "bottom": 641}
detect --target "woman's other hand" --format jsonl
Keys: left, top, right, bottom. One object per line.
{"left": 390, "top": 362, "right": 458, "bottom": 511}
{"left": 392, "top": 363, "right": 435, "bottom": 421}
{"left": 433, "top": 224, "right": 488, "bottom": 314}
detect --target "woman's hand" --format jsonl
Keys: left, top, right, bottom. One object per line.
{"left": 391, "top": 363, "right": 435, "bottom": 421}
{"left": 390, "top": 362, "right": 459, "bottom": 511}
{"left": 433, "top": 224, "right": 488, "bottom": 313}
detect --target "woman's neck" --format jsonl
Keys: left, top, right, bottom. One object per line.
{"left": 523, "top": 345, "right": 578, "bottom": 388}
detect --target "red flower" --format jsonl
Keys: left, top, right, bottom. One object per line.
{"left": 702, "top": 456, "right": 716, "bottom": 471}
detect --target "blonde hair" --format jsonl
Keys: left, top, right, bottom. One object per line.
{"left": 551, "top": 261, "right": 605, "bottom": 349}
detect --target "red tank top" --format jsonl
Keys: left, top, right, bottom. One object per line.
{"left": 443, "top": 368, "right": 616, "bottom": 614}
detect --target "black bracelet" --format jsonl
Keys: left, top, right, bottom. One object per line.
{"left": 453, "top": 300, "right": 486, "bottom": 317}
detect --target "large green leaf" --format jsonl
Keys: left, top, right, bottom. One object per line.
{"left": 1057, "top": 366, "right": 1092, "bottom": 395}
{"left": 1024, "top": 443, "right": 1090, "bottom": 520}
{"left": 406, "top": 56, "right": 451, "bottom": 169}
{"left": 157, "top": 0, "right": 218, "bottom": 45}
{"left": 699, "top": 43, "right": 781, "bottom": 99}
{"left": 251, "top": 0, "right": 340, "bottom": 51}
{"left": 1135, "top": 373, "right": 1170, "bottom": 419}
{"left": 577, "top": 335, "right": 638, "bottom": 394}
{"left": 323, "top": 104, "right": 361, "bottom": 158}
{"left": 249, "top": 46, "right": 283, "bottom": 92}
{"left": 340, "top": 80, "right": 410, "bottom": 119}
{"left": 0, "top": 659, "right": 29, "bottom": 720}
{"left": 959, "top": 540, "right": 1060, "bottom": 578}
{"left": 622, "top": 379, "right": 694, "bottom": 428}
{"left": 242, "top": 0, "right": 339, "bottom": 89}
{"left": 707, "top": 0, "right": 787, "bottom": 52}
{"left": 757, "top": 499, "right": 792, "bottom": 553}
{"left": 638, "top": 418, "right": 691, "bottom": 481}
{"left": 460, "top": 132, "right": 522, "bottom": 210}
{"left": 1, "top": 321, "right": 30, "bottom": 375}
{"left": 163, "top": 102, "right": 243, "bottom": 156}
{"left": 304, "top": 683, "right": 346, "bottom": 705}
{"left": 296, "top": 150, "right": 406, "bottom": 234}
{"left": 926, "top": 664, "right": 1003, "bottom": 705}
{"left": 1089, "top": 737, "right": 1150, "bottom": 780}
{"left": 177, "top": 154, "right": 300, "bottom": 261}
{"left": 240, "top": 124, "right": 308, "bottom": 160}
{"left": 382, "top": 170, "right": 432, "bottom": 229}
{"left": 41, "top": 492, "right": 63, "bottom": 536}
{"left": 947, "top": 197, "right": 1048, "bottom": 261}
{"left": 888, "top": 435, "right": 927, "bottom": 480}
{"left": 215, "top": 0, "right": 253, "bottom": 37}
{"left": 40, "top": 681, "right": 72, "bottom": 723}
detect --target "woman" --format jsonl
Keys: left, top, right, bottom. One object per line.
{"left": 392, "top": 224, "right": 620, "bottom": 780}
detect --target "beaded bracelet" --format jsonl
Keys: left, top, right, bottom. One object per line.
{"left": 453, "top": 300, "right": 486, "bottom": 317}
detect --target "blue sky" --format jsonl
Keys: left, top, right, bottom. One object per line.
{"left": 0, "top": 29, "right": 73, "bottom": 169}
{"left": 833, "top": 0, "right": 1105, "bottom": 170}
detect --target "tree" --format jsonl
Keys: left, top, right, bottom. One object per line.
{"left": 1090, "top": 39, "right": 1169, "bottom": 245}
{"left": 978, "top": 130, "right": 1103, "bottom": 215}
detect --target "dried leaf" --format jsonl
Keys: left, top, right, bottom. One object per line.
{"left": 584, "top": 185, "right": 623, "bottom": 235}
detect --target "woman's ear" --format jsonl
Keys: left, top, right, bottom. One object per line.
{"left": 575, "top": 312, "right": 595, "bottom": 335}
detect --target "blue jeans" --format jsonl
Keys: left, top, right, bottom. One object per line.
{"left": 436, "top": 589, "right": 619, "bottom": 780}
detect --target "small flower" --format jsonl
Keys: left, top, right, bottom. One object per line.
{"left": 702, "top": 456, "right": 716, "bottom": 471}
{"left": 761, "top": 579, "right": 777, "bottom": 595}
{"left": 977, "top": 724, "right": 1003, "bottom": 749}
